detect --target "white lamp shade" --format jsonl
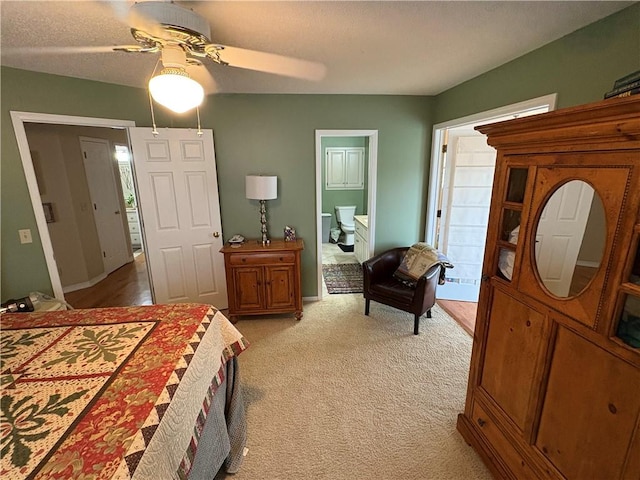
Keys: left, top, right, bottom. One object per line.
{"left": 246, "top": 175, "right": 278, "bottom": 200}
{"left": 149, "top": 68, "right": 204, "bottom": 113}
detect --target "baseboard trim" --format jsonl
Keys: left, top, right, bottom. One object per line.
{"left": 63, "top": 272, "right": 107, "bottom": 293}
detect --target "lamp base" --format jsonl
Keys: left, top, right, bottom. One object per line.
{"left": 259, "top": 199, "right": 270, "bottom": 245}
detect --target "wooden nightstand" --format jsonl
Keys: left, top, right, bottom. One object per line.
{"left": 220, "top": 239, "right": 304, "bottom": 321}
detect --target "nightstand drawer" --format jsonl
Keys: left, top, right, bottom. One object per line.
{"left": 228, "top": 252, "right": 295, "bottom": 265}
{"left": 128, "top": 222, "right": 140, "bottom": 234}
{"left": 130, "top": 233, "right": 142, "bottom": 246}
{"left": 126, "top": 212, "right": 139, "bottom": 223}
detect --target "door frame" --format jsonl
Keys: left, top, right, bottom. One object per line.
{"left": 425, "top": 94, "right": 557, "bottom": 247}
{"left": 10, "top": 111, "right": 136, "bottom": 300}
{"left": 315, "top": 129, "right": 378, "bottom": 300}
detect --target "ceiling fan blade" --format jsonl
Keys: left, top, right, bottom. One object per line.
{"left": 2, "top": 45, "right": 134, "bottom": 55}
{"left": 186, "top": 64, "right": 218, "bottom": 94}
{"left": 217, "top": 46, "right": 326, "bottom": 81}
{"left": 0, "top": 45, "right": 143, "bottom": 56}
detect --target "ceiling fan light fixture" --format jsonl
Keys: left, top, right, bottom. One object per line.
{"left": 148, "top": 67, "right": 204, "bottom": 113}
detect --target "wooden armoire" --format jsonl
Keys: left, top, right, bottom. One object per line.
{"left": 457, "top": 95, "right": 640, "bottom": 479}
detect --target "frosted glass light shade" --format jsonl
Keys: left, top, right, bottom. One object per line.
{"left": 148, "top": 68, "right": 204, "bottom": 113}
{"left": 246, "top": 175, "right": 278, "bottom": 200}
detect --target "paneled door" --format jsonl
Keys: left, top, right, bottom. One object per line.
{"left": 80, "top": 137, "right": 130, "bottom": 275}
{"left": 129, "top": 128, "right": 227, "bottom": 307}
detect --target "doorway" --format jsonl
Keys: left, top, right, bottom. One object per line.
{"left": 315, "top": 130, "right": 378, "bottom": 300}
{"left": 425, "top": 94, "right": 557, "bottom": 302}
{"left": 10, "top": 111, "right": 151, "bottom": 305}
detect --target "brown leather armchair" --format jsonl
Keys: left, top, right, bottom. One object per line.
{"left": 363, "top": 247, "right": 443, "bottom": 335}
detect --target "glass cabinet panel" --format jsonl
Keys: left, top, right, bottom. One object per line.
{"left": 501, "top": 209, "right": 521, "bottom": 243}
{"left": 616, "top": 240, "right": 640, "bottom": 348}
{"left": 498, "top": 247, "right": 516, "bottom": 282}
{"left": 616, "top": 295, "right": 640, "bottom": 348}
{"left": 506, "top": 168, "right": 528, "bottom": 203}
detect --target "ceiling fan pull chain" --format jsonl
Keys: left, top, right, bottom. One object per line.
{"left": 196, "top": 107, "right": 203, "bottom": 136}
{"left": 148, "top": 91, "right": 159, "bottom": 137}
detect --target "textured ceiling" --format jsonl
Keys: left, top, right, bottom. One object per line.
{"left": 0, "top": 1, "right": 634, "bottom": 95}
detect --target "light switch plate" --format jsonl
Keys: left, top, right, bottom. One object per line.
{"left": 19, "top": 229, "right": 33, "bottom": 244}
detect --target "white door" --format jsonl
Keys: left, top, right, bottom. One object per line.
{"left": 436, "top": 131, "right": 496, "bottom": 302}
{"left": 534, "top": 180, "right": 594, "bottom": 297}
{"left": 344, "top": 148, "right": 365, "bottom": 188}
{"left": 80, "top": 137, "right": 130, "bottom": 275}
{"left": 128, "top": 128, "right": 227, "bottom": 307}
{"left": 326, "top": 149, "right": 346, "bottom": 188}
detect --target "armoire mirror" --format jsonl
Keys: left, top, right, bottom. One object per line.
{"left": 534, "top": 180, "right": 606, "bottom": 298}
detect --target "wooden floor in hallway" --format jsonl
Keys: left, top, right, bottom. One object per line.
{"left": 65, "top": 253, "right": 152, "bottom": 309}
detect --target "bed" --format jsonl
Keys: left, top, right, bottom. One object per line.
{"left": 1, "top": 303, "right": 249, "bottom": 479}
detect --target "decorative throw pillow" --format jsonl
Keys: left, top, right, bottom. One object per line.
{"left": 393, "top": 243, "right": 444, "bottom": 287}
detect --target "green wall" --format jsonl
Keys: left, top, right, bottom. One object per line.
{"left": 2, "top": 3, "right": 637, "bottom": 301}
{"left": 1, "top": 73, "right": 432, "bottom": 299}
{"left": 434, "top": 3, "right": 640, "bottom": 123}
{"left": 202, "top": 94, "right": 433, "bottom": 297}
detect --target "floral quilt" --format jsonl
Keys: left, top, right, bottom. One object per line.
{"left": 0, "top": 304, "right": 248, "bottom": 480}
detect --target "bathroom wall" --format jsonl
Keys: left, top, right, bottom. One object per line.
{"left": 321, "top": 136, "right": 368, "bottom": 228}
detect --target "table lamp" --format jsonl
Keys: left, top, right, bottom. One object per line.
{"left": 246, "top": 175, "right": 278, "bottom": 245}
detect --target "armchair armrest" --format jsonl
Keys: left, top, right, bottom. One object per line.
{"left": 412, "top": 264, "right": 442, "bottom": 311}
{"left": 363, "top": 247, "right": 408, "bottom": 289}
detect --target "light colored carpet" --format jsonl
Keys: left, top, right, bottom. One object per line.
{"left": 221, "top": 294, "right": 491, "bottom": 480}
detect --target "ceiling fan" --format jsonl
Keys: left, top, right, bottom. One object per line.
{"left": 7, "top": 1, "right": 326, "bottom": 112}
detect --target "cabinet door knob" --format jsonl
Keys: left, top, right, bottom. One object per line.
{"left": 477, "top": 418, "right": 486, "bottom": 427}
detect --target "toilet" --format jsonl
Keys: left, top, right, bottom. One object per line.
{"left": 335, "top": 205, "right": 357, "bottom": 246}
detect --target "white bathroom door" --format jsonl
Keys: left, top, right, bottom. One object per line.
{"left": 129, "top": 127, "right": 227, "bottom": 307}
{"left": 436, "top": 131, "right": 496, "bottom": 302}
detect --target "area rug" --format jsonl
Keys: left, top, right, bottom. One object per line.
{"left": 322, "top": 263, "right": 363, "bottom": 294}
{"left": 338, "top": 243, "right": 354, "bottom": 253}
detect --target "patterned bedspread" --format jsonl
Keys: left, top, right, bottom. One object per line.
{"left": 0, "top": 304, "right": 249, "bottom": 479}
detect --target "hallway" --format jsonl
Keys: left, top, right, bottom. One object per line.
{"left": 64, "top": 253, "right": 152, "bottom": 308}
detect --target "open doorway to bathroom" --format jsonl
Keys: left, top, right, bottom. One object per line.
{"left": 315, "top": 130, "right": 378, "bottom": 299}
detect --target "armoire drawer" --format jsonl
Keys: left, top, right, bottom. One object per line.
{"left": 471, "top": 401, "right": 537, "bottom": 479}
